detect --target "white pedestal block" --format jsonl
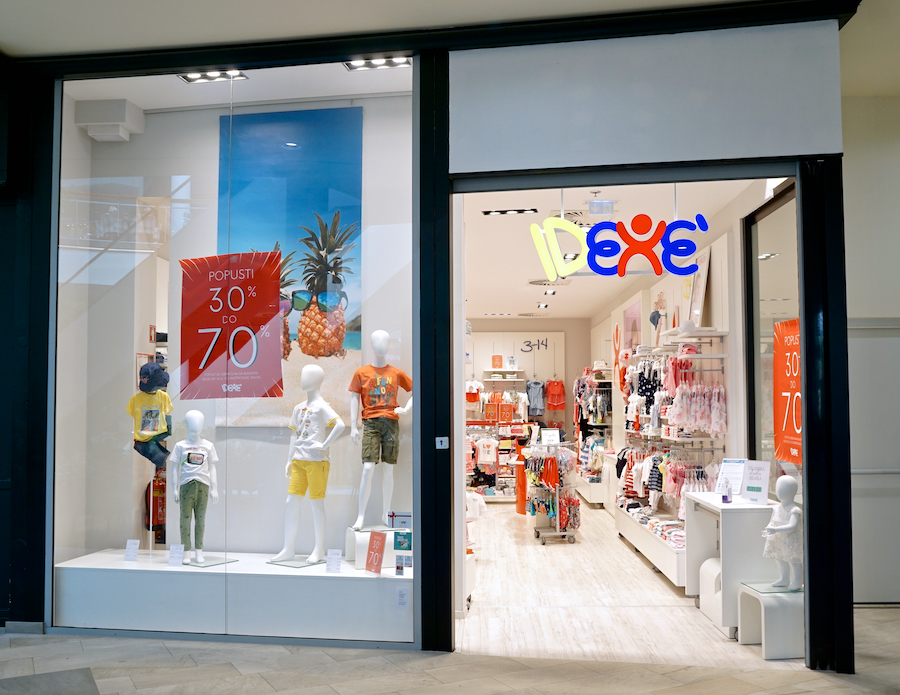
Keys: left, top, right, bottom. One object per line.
{"left": 738, "top": 583, "right": 805, "bottom": 659}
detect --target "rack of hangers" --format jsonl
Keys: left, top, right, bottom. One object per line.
{"left": 526, "top": 442, "right": 580, "bottom": 544}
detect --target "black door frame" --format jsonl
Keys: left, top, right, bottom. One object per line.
{"left": 3, "top": 0, "right": 856, "bottom": 668}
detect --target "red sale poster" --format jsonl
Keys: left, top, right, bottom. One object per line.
{"left": 773, "top": 319, "right": 802, "bottom": 466}
{"left": 179, "top": 252, "right": 283, "bottom": 400}
{"left": 365, "top": 530, "right": 386, "bottom": 578}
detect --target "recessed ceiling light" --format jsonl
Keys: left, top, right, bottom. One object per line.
{"left": 758, "top": 253, "right": 780, "bottom": 261}
{"left": 563, "top": 253, "right": 579, "bottom": 261}
{"left": 484, "top": 313, "right": 511, "bottom": 316}
{"left": 537, "top": 303, "right": 549, "bottom": 309}
{"left": 761, "top": 298, "right": 791, "bottom": 301}
{"left": 350, "top": 60, "right": 366, "bottom": 67}
{"left": 179, "top": 70, "right": 247, "bottom": 84}
{"left": 371, "top": 59, "right": 386, "bottom": 65}
{"left": 544, "top": 290, "right": 556, "bottom": 295}
{"left": 343, "top": 58, "right": 410, "bottom": 71}
{"left": 481, "top": 208, "right": 538, "bottom": 215}
{"left": 391, "top": 57, "right": 408, "bottom": 64}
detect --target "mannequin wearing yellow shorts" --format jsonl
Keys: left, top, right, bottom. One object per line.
{"left": 272, "top": 365, "right": 345, "bottom": 564}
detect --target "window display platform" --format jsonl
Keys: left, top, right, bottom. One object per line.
{"left": 55, "top": 550, "right": 414, "bottom": 641}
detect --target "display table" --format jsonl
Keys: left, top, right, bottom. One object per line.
{"left": 685, "top": 491, "right": 777, "bottom": 636}
{"left": 738, "top": 582, "right": 805, "bottom": 659}
{"left": 615, "top": 507, "right": 686, "bottom": 587}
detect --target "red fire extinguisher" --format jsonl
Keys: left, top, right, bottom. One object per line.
{"left": 145, "top": 470, "right": 166, "bottom": 531}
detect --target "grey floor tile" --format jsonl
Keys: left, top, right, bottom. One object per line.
{"left": 7, "top": 635, "right": 80, "bottom": 648}
{"left": 424, "top": 657, "right": 531, "bottom": 684}
{"left": 0, "top": 667, "right": 99, "bottom": 694}
{"left": 131, "top": 663, "right": 242, "bottom": 690}
{"left": 89, "top": 656, "right": 198, "bottom": 680}
{"left": 644, "top": 665, "right": 743, "bottom": 685}
{"left": 266, "top": 687, "right": 339, "bottom": 695}
{"left": 647, "top": 675, "right": 760, "bottom": 695}
{"left": 320, "top": 648, "right": 410, "bottom": 663}
{"left": 224, "top": 649, "right": 336, "bottom": 676}
{"left": 34, "top": 641, "right": 188, "bottom": 674}
{"left": 165, "top": 641, "right": 294, "bottom": 660}
{"left": 0, "top": 638, "right": 84, "bottom": 663}
{"left": 0, "top": 660, "right": 34, "bottom": 680}
{"left": 330, "top": 670, "right": 443, "bottom": 695}
{"left": 261, "top": 656, "right": 405, "bottom": 690}
{"left": 124, "top": 672, "right": 277, "bottom": 695}
{"left": 384, "top": 651, "right": 492, "bottom": 673}
{"left": 94, "top": 676, "right": 134, "bottom": 693}
{"left": 731, "top": 669, "right": 825, "bottom": 689}
{"left": 396, "top": 676, "right": 512, "bottom": 695}
{"left": 534, "top": 666, "right": 682, "bottom": 695}
{"left": 493, "top": 662, "right": 596, "bottom": 689}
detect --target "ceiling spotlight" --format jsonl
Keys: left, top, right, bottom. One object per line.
{"left": 207, "top": 71, "right": 221, "bottom": 77}
{"left": 537, "top": 303, "right": 549, "bottom": 309}
{"left": 481, "top": 208, "right": 538, "bottom": 216}
{"left": 758, "top": 253, "right": 780, "bottom": 261}
{"left": 179, "top": 70, "right": 247, "bottom": 83}
{"left": 544, "top": 290, "right": 556, "bottom": 295}
{"left": 186, "top": 72, "right": 202, "bottom": 79}
{"left": 350, "top": 60, "right": 366, "bottom": 66}
{"left": 506, "top": 210, "right": 519, "bottom": 215}
{"left": 371, "top": 58, "right": 387, "bottom": 65}
{"left": 391, "top": 57, "right": 408, "bottom": 64}
{"left": 488, "top": 211, "right": 501, "bottom": 215}
{"left": 225, "top": 69, "right": 241, "bottom": 77}
{"left": 563, "top": 253, "right": 579, "bottom": 261}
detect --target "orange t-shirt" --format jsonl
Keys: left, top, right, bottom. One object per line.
{"left": 348, "top": 364, "right": 413, "bottom": 420}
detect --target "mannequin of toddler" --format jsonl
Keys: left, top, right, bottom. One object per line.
{"left": 272, "top": 365, "right": 345, "bottom": 564}
{"left": 763, "top": 475, "right": 803, "bottom": 590}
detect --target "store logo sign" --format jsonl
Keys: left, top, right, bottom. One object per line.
{"left": 530, "top": 214, "right": 709, "bottom": 280}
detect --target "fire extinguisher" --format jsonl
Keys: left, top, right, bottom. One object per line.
{"left": 145, "top": 469, "right": 166, "bottom": 531}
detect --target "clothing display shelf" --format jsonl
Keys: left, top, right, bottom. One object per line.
{"left": 576, "top": 453, "right": 617, "bottom": 509}
{"left": 530, "top": 442, "right": 579, "bottom": 545}
{"left": 482, "top": 368, "right": 527, "bottom": 384}
{"left": 466, "top": 421, "right": 537, "bottom": 503}
{"left": 615, "top": 505, "right": 686, "bottom": 586}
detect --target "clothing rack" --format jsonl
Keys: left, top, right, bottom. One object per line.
{"left": 528, "top": 443, "right": 579, "bottom": 545}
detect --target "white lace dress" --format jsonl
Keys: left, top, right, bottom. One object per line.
{"left": 763, "top": 505, "right": 803, "bottom": 563}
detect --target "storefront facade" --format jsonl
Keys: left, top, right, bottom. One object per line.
{"left": 0, "top": 0, "right": 857, "bottom": 672}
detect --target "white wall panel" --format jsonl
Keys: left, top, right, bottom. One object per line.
{"left": 449, "top": 21, "right": 841, "bottom": 173}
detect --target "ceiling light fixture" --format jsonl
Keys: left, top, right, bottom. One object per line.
{"left": 484, "top": 313, "right": 511, "bottom": 316}
{"left": 587, "top": 191, "right": 616, "bottom": 216}
{"left": 537, "top": 303, "right": 549, "bottom": 309}
{"left": 344, "top": 58, "right": 411, "bottom": 71}
{"left": 544, "top": 290, "right": 556, "bottom": 295}
{"left": 563, "top": 253, "right": 579, "bottom": 261}
{"left": 179, "top": 70, "right": 248, "bottom": 84}
{"left": 758, "top": 253, "right": 780, "bottom": 261}
{"left": 481, "top": 208, "right": 539, "bottom": 216}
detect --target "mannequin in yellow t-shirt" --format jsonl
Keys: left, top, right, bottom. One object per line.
{"left": 126, "top": 362, "right": 173, "bottom": 469}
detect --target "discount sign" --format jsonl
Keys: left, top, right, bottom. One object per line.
{"left": 774, "top": 319, "right": 802, "bottom": 466}
{"left": 180, "top": 252, "right": 283, "bottom": 400}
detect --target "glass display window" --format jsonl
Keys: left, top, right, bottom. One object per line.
{"left": 54, "top": 61, "right": 416, "bottom": 640}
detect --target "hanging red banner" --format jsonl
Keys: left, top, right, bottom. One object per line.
{"left": 773, "top": 319, "right": 802, "bottom": 466}
{"left": 180, "top": 252, "right": 283, "bottom": 400}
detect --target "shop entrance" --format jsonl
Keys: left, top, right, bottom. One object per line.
{"left": 452, "top": 177, "right": 809, "bottom": 668}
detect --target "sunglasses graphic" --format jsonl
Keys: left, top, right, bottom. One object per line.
{"left": 291, "top": 290, "right": 348, "bottom": 313}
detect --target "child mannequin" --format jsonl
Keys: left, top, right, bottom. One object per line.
{"left": 763, "top": 475, "right": 803, "bottom": 590}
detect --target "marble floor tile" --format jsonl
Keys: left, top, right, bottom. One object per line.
{"left": 855, "top": 610, "right": 900, "bottom": 624}
{"left": 492, "top": 662, "right": 597, "bottom": 689}
{"left": 424, "top": 656, "right": 532, "bottom": 684}
{"left": 646, "top": 675, "right": 760, "bottom": 695}
{"left": 33, "top": 641, "right": 186, "bottom": 674}
{"left": 509, "top": 657, "right": 574, "bottom": 669}
{"left": 643, "top": 664, "right": 744, "bottom": 684}
{"left": 857, "top": 660, "right": 900, "bottom": 688}
{"left": 0, "top": 638, "right": 84, "bottom": 663}
{"left": 320, "top": 648, "right": 411, "bottom": 663}
{"left": 0, "top": 660, "right": 34, "bottom": 680}
{"left": 0, "top": 638, "right": 9, "bottom": 651}
{"left": 266, "top": 687, "right": 343, "bottom": 695}
{"left": 164, "top": 641, "right": 294, "bottom": 660}
{"left": 89, "top": 656, "right": 198, "bottom": 680}
{"left": 384, "top": 651, "right": 493, "bottom": 672}
{"left": 225, "top": 649, "right": 336, "bottom": 676}
{"left": 94, "top": 675, "right": 134, "bottom": 693}
{"left": 330, "top": 670, "right": 443, "bottom": 695}
{"left": 124, "top": 673, "right": 277, "bottom": 695}
{"left": 7, "top": 635, "right": 80, "bottom": 648}
{"left": 534, "top": 666, "right": 682, "bottom": 695}
{"left": 732, "top": 669, "right": 825, "bottom": 689}
{"left": 396, "top": 676, "right": 512, "bottom": 695}
{"left": 130, "top": 662, "right": 242, "bottom": 690}
{"left": 261, "top": 655, "right": 405, "bottom": 691}
{"left": 0, "top": 667, "right": 99, "bottom": 695}
{"left": 81, "top": 637, "right": 166, "bottom": 652}
{"left": 854, "top": 647, "right": 900, "bottom": 671}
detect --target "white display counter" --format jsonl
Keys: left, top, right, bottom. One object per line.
{"left": 54, "top": 549, "right": 414, "bottom": 641}
{"left": 615, "top": 507, "right": 686, "bottom": 587}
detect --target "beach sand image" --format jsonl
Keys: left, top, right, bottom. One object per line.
{"left": 216, "top": 348, "right": 362, "bottom": 427}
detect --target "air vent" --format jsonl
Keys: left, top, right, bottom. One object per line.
{"left": 549, "top": 209, "right": 616, "bottom": 227}
{"left": 518, "top": 312, "right": 550, "bottom": 317}
{"left": 528, "top": 278, "right": 571, "bottom": 287}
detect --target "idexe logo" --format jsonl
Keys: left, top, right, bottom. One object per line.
{"left": 531, "top": 213, "right": 709, "bottom": 280}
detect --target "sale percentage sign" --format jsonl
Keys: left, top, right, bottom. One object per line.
{"left": 247, "top": 286, "right": 257, "bottom": 297}
{"left": 259, "top": 324, "right": 271, "bottom": 337}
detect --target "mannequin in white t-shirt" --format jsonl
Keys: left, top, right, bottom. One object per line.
{"left": 272, "top": 365, "right": 345, "bottom": 564}
{"left": 168, "top": 410, "right": 219, "bottom": 565}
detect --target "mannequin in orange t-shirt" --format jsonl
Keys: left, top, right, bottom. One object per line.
{"left": 348, "top": 330, "right": 413, "bottom": 530}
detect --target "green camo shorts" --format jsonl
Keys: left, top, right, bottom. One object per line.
{"left": 361, "top": 417, "right": 400, "bottom": 464}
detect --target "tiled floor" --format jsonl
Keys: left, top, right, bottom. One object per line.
{"left": 0, "top": 622, "right": 898, "bottom": 694}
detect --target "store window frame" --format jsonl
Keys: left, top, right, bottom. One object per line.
{"left": 5, "top": 0, "right": 857, "bottom": 668}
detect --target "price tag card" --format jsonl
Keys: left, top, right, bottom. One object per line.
{"left": 396, "top": 586, "right": 410, "bottom": 609}
{"left": 180, "top": 252, "right": 283, "bottom": 400}
{"left": 124, "top": 539, "right": 140, "bottom": 562}
{"left": 774, "top": 319, "right": 803, "bottom": 466}
{"left": 393, "top": 531, "right": 412, "bottom": 551}
{"left": 499, "top": 403, "right": 514, "bottom": 421}
{"left": 395, "top": 558, "right": 404, "bottom": 576}
{"left": 541, "top": 428, "right": 560, "bottom": 445}
{"left": 491, "top": 355, "right": 503, "bottom": 369}
{"left": 365, "top": 531, "right": 387, "bottom": 577}
{"left": 403, "top": 554, "right": 413, "bottom": 568}
{"left": 743, "top": 461, "right": 771, "bottom": 505}
{"left": 715, "top": 458, "right": 746, "bottom": 495}
{"left": 326, "top": 548, "right": 342, "bottom": 574}
{"left": 387, "top": 511, "right": 412, "bottom": 529}
{"left": 168, "top": 544, "right": 185, "bottom": 566}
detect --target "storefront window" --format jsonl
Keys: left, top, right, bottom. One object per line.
{"left": 54, "top": 61, "right": 416, "bottom": 640}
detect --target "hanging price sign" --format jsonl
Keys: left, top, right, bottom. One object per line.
{"left": 180, "top": 252, "right": 283, "bottom": 400}
{"left": 773, "top": 319, "right": 802, "bottom": 466}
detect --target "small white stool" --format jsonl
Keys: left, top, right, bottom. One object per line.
{"left": 738, "top": 582, "right": 804, "bottom": 659}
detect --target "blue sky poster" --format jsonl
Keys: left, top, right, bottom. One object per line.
{"left": 217, "top": 108, "right": 363, "bottom": 350}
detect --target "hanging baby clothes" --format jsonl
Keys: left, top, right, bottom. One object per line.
{"left": 526, "top": 380, "right": 545, "bottom": 417}
{"left": 545, "top": 380, "right": 566, "bottom": 410}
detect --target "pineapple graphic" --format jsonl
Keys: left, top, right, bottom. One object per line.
{"left": 295, "top": 211, "right": 357, "bottom": 359}
{"left": 252, "top": 241, "right": 302, "bottom": 360}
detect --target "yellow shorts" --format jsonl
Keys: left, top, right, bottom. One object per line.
{"left": 288, "top": 459, "right": 330, "bottom": 499}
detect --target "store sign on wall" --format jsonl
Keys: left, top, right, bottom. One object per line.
{"left": 531, "top": 214, "right": 709, "bottom": 280}
{"left": 773, "top": 319, "right": 802, "bottom": 466}
{"left": 180, "top": 252, "right": 283, "bottom": 400}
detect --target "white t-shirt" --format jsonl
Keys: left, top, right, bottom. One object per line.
{"left": 476, "top": 437, "right": 499, "bottom": 465}
{"left": 169, "top": 439, "right": 219, "bottom": 487}
{"left": 289, "top": 398, "right": 340, "bottom": 461}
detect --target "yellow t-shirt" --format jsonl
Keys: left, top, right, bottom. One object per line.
{"left": 126, "top": 390, "right": 174, "bottom": 441}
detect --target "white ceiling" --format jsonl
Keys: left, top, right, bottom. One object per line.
{"left": 463, "top": 179, "right": 759, "bottom": 321}
{"left": 64, "top": 63, "right": 412, "bottom": 112}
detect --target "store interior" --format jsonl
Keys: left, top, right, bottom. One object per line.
{"left": 454, "top": 178, "right": 806, "bottom": 668}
